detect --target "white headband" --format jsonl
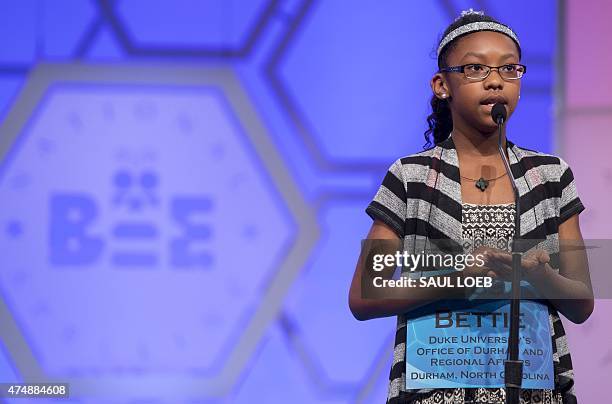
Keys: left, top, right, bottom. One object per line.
{"left": 437, "top": 21, "right": 520, "bottom": 57}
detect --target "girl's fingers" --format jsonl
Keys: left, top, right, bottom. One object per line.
{"left": 487, "top": 251, "right": 543, "bottom": 271}
{"left": 487, "top": 262, "right": 513, "bottom": 281}
{"left": 536, "top": 250, "right": 550, "bottom": 263}
{"left": 487, "top": 251, "right": 511, "bottom": 263}
{"left": 523, "top": 258, "right": 540, "bottom": 270}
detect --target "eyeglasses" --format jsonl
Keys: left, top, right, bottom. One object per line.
{"left": 439, "top": 63, "right": 527, "bottom": 81}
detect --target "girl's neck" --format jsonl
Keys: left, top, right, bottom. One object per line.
{"left": 451, "top": 125, "right": 508, "bottom": 158}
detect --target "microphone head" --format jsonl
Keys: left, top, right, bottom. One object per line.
{"left": 491, "top": 103, "right": 507, "bottom": 124}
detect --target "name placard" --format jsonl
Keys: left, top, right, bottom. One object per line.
{"left": 406, "top": 300, "right": 554, "bottom": 390}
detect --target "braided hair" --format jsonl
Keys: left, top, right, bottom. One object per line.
{"left": 424, "top": 12, "right": 521, "bottom": 149}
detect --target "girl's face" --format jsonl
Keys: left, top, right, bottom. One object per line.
{"left": 433, "top": 31, "right": 522, "bottom": 134}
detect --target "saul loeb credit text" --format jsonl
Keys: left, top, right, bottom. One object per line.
{"left": 370, "top": 251, "right": 493, "bottom": 289}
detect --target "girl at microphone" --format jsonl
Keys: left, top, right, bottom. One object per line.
{"left": 349, "top": 9, "right": 593, "bottom": 404}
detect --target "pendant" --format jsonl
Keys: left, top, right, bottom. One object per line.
{"left": 475, "top": 177, "right": 489, "bottom": 192}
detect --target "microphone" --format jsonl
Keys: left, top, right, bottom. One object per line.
{"left": 492, "top": 103, "right": 507, "bottom": 125}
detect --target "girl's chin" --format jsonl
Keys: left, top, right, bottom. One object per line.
{"left": 477, "top": 113, "right": 502, "bottom": 129}
{"left": 475, "top": 119, "right": 499, "bottom": 133}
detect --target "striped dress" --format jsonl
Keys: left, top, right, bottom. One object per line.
{"left": 365, "top": 135, "right": 585, "bottom": 403}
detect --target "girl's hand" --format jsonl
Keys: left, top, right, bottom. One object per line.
{"left": 485, "top": 249, "right": 551, "bottom": 284}
{"left": 463, "top": 245, "right": 504, "bottom": 279}
{"left": 459, "top": 246, "right": 507, "bottom": 297}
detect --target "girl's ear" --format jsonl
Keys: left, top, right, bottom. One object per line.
{"left": 431, "top": 73, "right": 451, "bottom": 100}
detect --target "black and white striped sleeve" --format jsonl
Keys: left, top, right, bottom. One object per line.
{"left": 558, "top": 158, "right": 585, "bottom": 224}
{"left": 365, "top": 159, "right": 407, "bottom": 238}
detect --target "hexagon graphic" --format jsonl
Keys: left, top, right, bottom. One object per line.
{"left": 284, "top": 202, "right": 395, "bottom": 388}
{"left": 0, "top": 0, "right": 98, "bottom": 62}
{"left": 104, "top": 0, "right": 276, "bottom": 57}
{"left": 0, "top": 63, "right": 318, "bottom": 401}
{"left": 268, "top": 1, "right": 448, "bottom": 170}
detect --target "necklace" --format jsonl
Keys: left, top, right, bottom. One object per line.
{"left": 460, "top": 172, "right": 507, "bottom": 192}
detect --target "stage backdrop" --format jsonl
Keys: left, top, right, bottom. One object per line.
{"left": 0, "top": 1, "right": 608, "bottom": 403}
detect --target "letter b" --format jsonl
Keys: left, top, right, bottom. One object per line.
{"left": 49, "top": 193, "right": 103, "bottom": 266}
{"left": 435, "top": 311, "right": 453, "bottom": 328}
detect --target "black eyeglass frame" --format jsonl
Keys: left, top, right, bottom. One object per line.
{"left": 438, "top": 63, "right": 527, "bottom": 81}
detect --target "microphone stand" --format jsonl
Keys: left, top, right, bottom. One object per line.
{"left": 496, "top": 115, "right": 523, "bottom": 404}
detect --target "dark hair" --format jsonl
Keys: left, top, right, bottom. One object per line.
{"left": 423, "top": 13, "right": 521, "bottom": 149}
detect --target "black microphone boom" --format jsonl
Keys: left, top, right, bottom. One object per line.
{"left": 492, "top": 103, "right": 507, "bottom": 125}
{"left": 490, "top": 101, "right": 523, "bottom": 404}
